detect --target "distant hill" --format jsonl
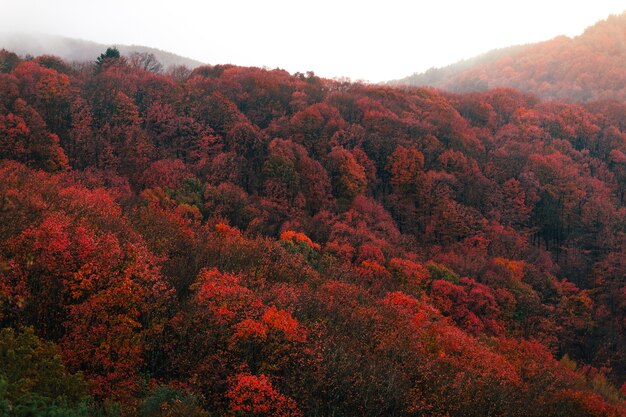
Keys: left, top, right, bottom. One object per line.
{"left": 0, "top": 33, "right": 204, "bottom": 69}
{"left": 392, "top": 12, "right": 626, "bottom": 102}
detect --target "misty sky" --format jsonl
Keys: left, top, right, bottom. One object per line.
{"left": 1, "top": 0, "right": 625, "bottom": 82}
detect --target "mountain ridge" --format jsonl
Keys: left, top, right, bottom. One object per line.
{"left": 0, "top": 32, "right": 205, "bottom": 69}
{"left": 392, "top": 11, "right": 626, "bottom": 102}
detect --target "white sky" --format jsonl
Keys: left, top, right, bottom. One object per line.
{"left": 1, "top": 0, "right": 625, "bottom": 82}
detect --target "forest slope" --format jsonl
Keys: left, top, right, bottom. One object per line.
{"left": 0, "top": 49, "right": 624, "bottom": 416}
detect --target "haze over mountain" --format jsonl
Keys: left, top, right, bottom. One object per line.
{"left": 0, "top": 33, "right": 204, "bottom": 69}
{"left": 393, "top": 12, "right": 626, "bottom": 102}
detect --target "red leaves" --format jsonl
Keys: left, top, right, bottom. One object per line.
{"left": 227, "top": 373, "right": 303, "bottom": 417}
{"left": 111, "top": 91, "right": 139, "bottom": 126}
{"left": 387, "top": 146, "right": 425, "bottom": 194}
{"left": 12, "top": 61, "right": 70, "bottom": 106}
{"left": 326, "top": 147, "right": 367, "bottom": 202}
{"left": 61, "top": 283, "right": 145, "bottom": 400}
{"left": 389, "top": 258, "right": 430, "bottom": 293}
{"left": 164, "top": 267, "right": 312, "bottom": 411}
{"left": 191, "top": 268, "right": 260, "bottom": 325}
{"left": 290, "top": 103, "right": 346, "bottom": 157}
{"left": 430, "top": 277, "right": 503, "bottom": 335}
{"left": 191, "top": 268, "right": 308, "bottom": 347}
{"left": 0, "top": 165, "right": 172, "bottom": 400}
{"left": 0, "top": 100, "right": 68, "bottom": 171}
{"left": 382, "top": 291, "right": 427, "bottom": 319}
{"left": 0, "top": 113, "right": 29, "bottom": 160}
{"left": 232, "top": 319, "right": 268, "bottom": 345}
{"left": 263, "top": 138, "right": 332, "bottom": 212}
{"left": 262, "top": 306, "right": 306, "bottom": 343}
{"left": 59, "top": 239, "right": 171, "bottom": 400}
{"left": 280, "top": 230, "right": 320, "bottom": 251}
{"left": 141, "top": 159, "right": 191, "bottom": 190}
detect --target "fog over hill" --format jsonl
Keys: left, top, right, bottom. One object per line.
{"left": 0, "top": 32, "right": 204, "bottom": 69}
{"left": 392, "top": 12, "right": 626, "bottom": 102}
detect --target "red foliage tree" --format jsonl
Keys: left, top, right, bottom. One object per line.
{"left": 227, "top": 373, "right": 303, "bottom": 417}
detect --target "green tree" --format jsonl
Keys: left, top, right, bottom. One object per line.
{"left": 94, "top": 47, "right": 121, "bottom": 73}
{"left": 0, "top": 327, "right": 90, "bottom": 416}
{"left": 138, "top": 386, "right": 208, "bottom": 417}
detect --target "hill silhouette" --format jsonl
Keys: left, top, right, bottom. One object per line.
{"left": 393, "top": 12, "right": 626, "bottom": 101}
{"left": 0, "top": 32, "right": 204, "bottom": 69}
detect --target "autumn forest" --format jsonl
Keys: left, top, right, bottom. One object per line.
{"left": 1, "top": 14, "right": 626, "bottom": 417}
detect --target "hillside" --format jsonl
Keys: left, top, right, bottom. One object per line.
{"left": 0, "top": 33, "right": 204, "bottom": 69}
{"left": 0, "top": 50, "right": 625, "bottom": 416}
{"left": 393, "top": 12, "right": 626, "bottom": 101}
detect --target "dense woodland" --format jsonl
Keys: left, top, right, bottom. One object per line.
{"left": 0, "top": 44, "right": 625, "bottom": 416}
{"left": 396, "top": 13, "right": 626, "bottom": 102}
